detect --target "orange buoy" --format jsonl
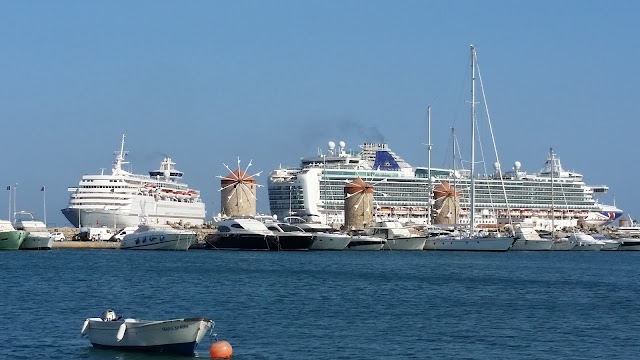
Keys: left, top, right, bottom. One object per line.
{"left": 209, "top": 340, "right": 233, "bottom": 359}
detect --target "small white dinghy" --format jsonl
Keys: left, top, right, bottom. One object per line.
{"left": 81, "top": 310, "right": 213, "bottom": 355}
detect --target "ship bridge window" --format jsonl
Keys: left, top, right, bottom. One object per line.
{"left": 231, "top": 224, "right": 245, "bottom": 229}
{"left": 218, "top": 226, "right": 231, "bottom": 233}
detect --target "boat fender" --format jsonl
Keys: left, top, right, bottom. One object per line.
{"left": 116, "top": 323, "right": 126, "bottom": 341}
{"left": 81, "top": 319, "right": 90, "bottom": 336}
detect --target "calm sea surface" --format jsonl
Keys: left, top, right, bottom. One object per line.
{"left": 2, "top": 250, "right": 640, "bottom": 359}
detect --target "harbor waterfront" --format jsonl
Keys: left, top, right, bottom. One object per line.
{"left": 2, "top": 250, "right": 640, "bottom": 359}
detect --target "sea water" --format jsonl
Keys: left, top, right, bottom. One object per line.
{"left": 1, "top": 250, "right": 639, "bottom": 359}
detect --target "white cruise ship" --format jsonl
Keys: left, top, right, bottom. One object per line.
{"left": 61, "top": 135, "right": 206, "bottom": 228}
{"left": 268, "top": 141, "right": 622, "bottom": 229}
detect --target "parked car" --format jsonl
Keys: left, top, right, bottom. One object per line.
{"left": 51, "top": 232, "right": 66, "bottom": 241}
{"left": 109, "top": 226, "right": 139, "bottom": 242}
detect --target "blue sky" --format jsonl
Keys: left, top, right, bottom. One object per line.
{"left": 1, "top": 1, "right": 638, "bottom": 227}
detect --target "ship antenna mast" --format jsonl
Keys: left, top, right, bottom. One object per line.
{"left": 427, "top": 105, "right": 432, "bottom": 226}
{"left": 551, "top": 147, "right": 555, "bottom": 236}
{"left": 470, "top": 45, "right": 477, "bottom": 233}
{"left": 113, "top": 134, "right": 129, "bottom": 175}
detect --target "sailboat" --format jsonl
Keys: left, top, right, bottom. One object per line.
{"left": 424, "top": 45, "right": 514, "bottom": 251}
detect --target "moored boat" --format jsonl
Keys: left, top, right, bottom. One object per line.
{"left": 283, "top": 217, "right": 351, "bottom": 250}
{"left": 568, "top": 233, "right": 604, "bottom": 251}
{"left": 549, "top": 238, "right": 576, "bottom": 251}
{"left": 510, "top": 225, "right": 553, "bottom": 251}
{"left": 618, "top": 238, "right": 640, "bottom": 251}
{"left": 205, "top": 218, "right": 313, "bottom": 250}
{"left": 120, "top": 224, "right": 196, "bottom": 251}
{"left": 14, "top": 211, "right": 54, "bottom": 250}
{"left": 0, "top": 220, "right": 28, "bottom": 250}
{"left": 81, "top": 310, "right": 213, "bottom": 355}
{"left": 368, "top": 221, "right": 426, "bottom": 250}
{"left": 345, "top": 230, "right": 386, "bottom": 250}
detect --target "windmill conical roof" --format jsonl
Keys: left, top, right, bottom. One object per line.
{"left": 344, "top": 177, "right": 374, "bottom": 195}
{"left": 433, "top": 181, "right": 460, "bottom": 200}
{"left": 221, "top": 169, "right": 257, "bottom": 185}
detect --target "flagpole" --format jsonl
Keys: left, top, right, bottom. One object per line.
{"left": 42, "top": 186, "right": 47, "bottom": 226}
{"left": 7, "top": 186, "right": 11, "bottom": 222}
{"left": 13, "top": 183, "right": 17, "bottom": 223}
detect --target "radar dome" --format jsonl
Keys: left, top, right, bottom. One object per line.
{"left": 514, "top": 161, "right": 521, "bottom": 170}
{"left": 163, "top": 170, "right": 171, "bottom": 178}
{"left": 328, "top": 141, "right": 336, "bottom": 150}
{"left": 339, "top": 141, "right": 345, "bottom": 148}
{"left": 494, "top": 162, "right": 501, "bottom": 170}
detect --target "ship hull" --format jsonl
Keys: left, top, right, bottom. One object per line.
{"left": 19, "top": 232, "right": 54, "bottom": 250}
{"left": 510, "top": 239, "right": 553, "bottom": 251}
{"left": 383, "top": 237, "right": 427, "bottom": 250}
{"left": 0, "top": 230, "right": 29, "bottom": 250}
{"left": 62, "top": 207, "right": 204, "bottom": 229}
{"left": 424, "top": 236, "right": 514, "bottom": 251}
{"left": 204, "top": 233, "right": 313, "bottom": 250}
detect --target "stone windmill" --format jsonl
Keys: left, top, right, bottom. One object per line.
{"left": 344, "top": 177, "right": 375, "bottom": 230}
{"left": 432, "top": 181, "right": 461, "bottom": 225}
{"left": 218, "top": 158, "right": 262, "bottom": 218}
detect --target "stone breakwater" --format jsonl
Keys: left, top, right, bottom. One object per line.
{"left": 47, "top": 227, "right": 217, "bottom": 249}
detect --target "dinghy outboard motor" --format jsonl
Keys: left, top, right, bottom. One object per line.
{"left": 102, "top": 309, "right": 117, "bottom": 321}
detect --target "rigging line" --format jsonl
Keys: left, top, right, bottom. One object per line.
{"left": 476, "top": 50, "right": 512, "bottom": 223}
{"left": 441, "top": 127, "right": 454, "bottom": 168}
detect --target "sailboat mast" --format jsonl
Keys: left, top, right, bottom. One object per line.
{"left": 470, "top": 45, "right": 476, "bottom": 231}
{"left": 452, "top": 127, "right": 458, "bottom": 224}
{"left": 427, "top": 105, "right": 432, "bottom": 226}
{"left": 550, "top": 147, "right": 555, "bottom": 235}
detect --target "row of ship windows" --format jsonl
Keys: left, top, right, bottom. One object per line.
{"left": 82, "top": 179, "right": 125, "bottom": 183}
{"left": 269, "top": 194, "right": 592, "bottom": 204}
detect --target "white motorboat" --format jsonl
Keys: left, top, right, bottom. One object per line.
{"left": 368, "top": 221, "right": 426, "bottom": 250}
{"left": 81, "top": 310, "right": 213, "bottom": 355}
{"left": 345, "top": 230, "right": 386, "bottom": 250}
{"left": 568, "top": 233, "right": 605, "bottom": 251}
{"left": 14, "top": 211, "right": 53, "bottom": 250}
{"left": 600, "top": 239, "right": 621, "bottom": 250}
{"left": 549, "top": 237, "right": 576, "bottom": 251}
{"left": 206, "top": 218, "right": 313, "bottom": 250}
{"left": 424, "top": 230, "right": 515, "bottom": 251}
{"left": 510, "top": 225, "right": 553, "bottom": 251}
{"left": 284, "top": 219, "right": 351, "bottom": 250}
{"left": 120, "top": 224, "right": 196, "bottom": 250}
{"left": 311, "top": 231, "right": 353, "bottom": 250}
{"left": 618, "top": 238, "right": 640, "bottom": 251}
{"left": 592, "top": 234, "right": 620, "bottom": 250}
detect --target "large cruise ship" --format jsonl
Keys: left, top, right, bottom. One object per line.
{"left": 61, "top": 135, "right": 206, "bottom": 228}
{"left": 268, "top": 141, "right": 622, "bottom": 229}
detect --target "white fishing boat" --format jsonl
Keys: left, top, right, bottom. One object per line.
{"left": 13, "top": 211, "right": 53, "bottom": 250}
{"left": 423, "top": 46, "right": 514, "bottom": 252}
{"left": 368, "top": 221, "right": 426, "bottom": 250}
{"left": 510, "top": 225, "right": 553, "bottom": 251}
{"left": 120, "top": 224, "right": 196, "bottom": 250}
{"left": 81, "top": 310, "right": 213, "bottom": 355}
